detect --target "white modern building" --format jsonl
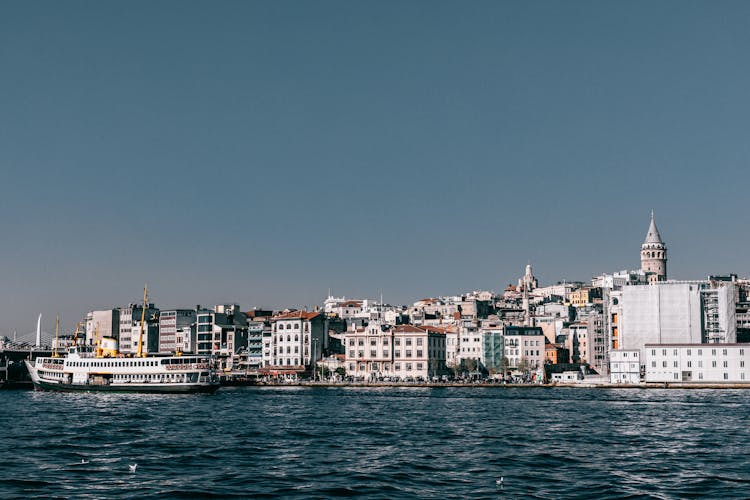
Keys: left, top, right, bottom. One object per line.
{"left": 268, "top": 310, "right": 327, "bottom": 371}
{"left": 619, "top": 282, "right": 704, "bottom": 354}
{"left": 85, "top": 309, "right": 120, "bottom": 346}
{"left": 455, "top": 320, "right": 482, "bottom": 366}
{"left": 644, "top": 344, "right": 750, "bottom": 383}
{"left": 609, "top": 349, "right": 641, "bottom": 384}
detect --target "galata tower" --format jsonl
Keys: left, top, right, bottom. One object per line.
{"left": 640, "top": 210, "right": 667, "bottom": 284}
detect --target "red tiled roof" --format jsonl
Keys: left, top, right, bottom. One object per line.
{"left": 392, "top": 325, "right": 426, "bottom": 333}
{"left": 339, "top": 300, "right": 362, "bottom": 307}
{"left": 272, "top": 310, "right": 322, "bottom": 321}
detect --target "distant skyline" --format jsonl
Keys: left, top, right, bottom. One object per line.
{"left": 2, "top": 1, "right": 750, "bottom": 335}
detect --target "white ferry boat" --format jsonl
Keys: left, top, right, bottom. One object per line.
{"left": 25, "top": 343, "right": 220, "bottom": 394}
{"left": 26, "top": 285, "right": 220, "bottom": 394}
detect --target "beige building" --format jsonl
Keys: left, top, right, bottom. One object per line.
{"left": 343, "top": 322, "right": 446, "bottom": 380}
{"left": 569, "top": 288, "right": 602, "bottom": 307}
{"left": 503, "top": 326, "right": 546, "bottom": 371}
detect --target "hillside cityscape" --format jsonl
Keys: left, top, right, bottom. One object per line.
{"left": 6, "top": 211, "right": 749, "bottom": 386}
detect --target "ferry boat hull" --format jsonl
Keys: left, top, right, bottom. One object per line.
{"left": 29, "top": 374, "right": 220, "bottom": 394}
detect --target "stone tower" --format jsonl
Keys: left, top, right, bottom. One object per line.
{"left": 640, "top": 210, "right": 667, "bottom": 283}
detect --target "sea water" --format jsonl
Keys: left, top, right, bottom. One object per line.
{"left": 1, "top": 387, "right": 749, "bottom": 498}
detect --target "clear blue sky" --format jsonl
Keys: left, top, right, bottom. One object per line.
{"left": 2, "top": 1, "right": 749, "bottom": 335}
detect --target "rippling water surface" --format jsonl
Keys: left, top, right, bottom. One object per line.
{"left": 2, "top": 387, "right": 750, "bottom": 498}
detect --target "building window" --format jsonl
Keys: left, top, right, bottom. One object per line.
{"left": 724, "top": 373, "right": 729, "bottom": 380}
{"left": 417, "top": 338, "right": 423, "bottom": 346}
{"left": 712, "top": 361, "right": 717, "bottom": 368}
{"left": 723, "top": 361, "right": 728, "bottom": 368}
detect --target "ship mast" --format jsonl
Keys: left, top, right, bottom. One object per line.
{"left": 137, "top": 284, "right": 148, "bottom": 358}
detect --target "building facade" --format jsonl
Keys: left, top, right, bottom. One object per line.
{"left": 268, "top": 311, "right": 327, "bottom": 372}
{"left": 644, "top": 344, "right": 750, "bottom": 383}
{"left": 158, "top": 309, "right": 196, "bottom": 354}
{"left": 84, "top": 309, "right": 120, "bottom": 346}
{"left": 503, "top": 326, "right": 546, "bottom": 371}
{"left": 342, "top": 323, "right": 447, "bottom": 380}
{"left": 609, "top": 349, "right": 641, "bottom": 383}
{"left": 118, "top": 303, "right": 159, "bottom": 354}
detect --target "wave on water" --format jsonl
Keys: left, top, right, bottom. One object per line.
{"left": 1, "top": 387, "right": 749, "bottom": 499}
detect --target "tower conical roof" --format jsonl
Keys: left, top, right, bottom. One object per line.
{"left": 643, "top": 210, "right": 663, "bottom": 245}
